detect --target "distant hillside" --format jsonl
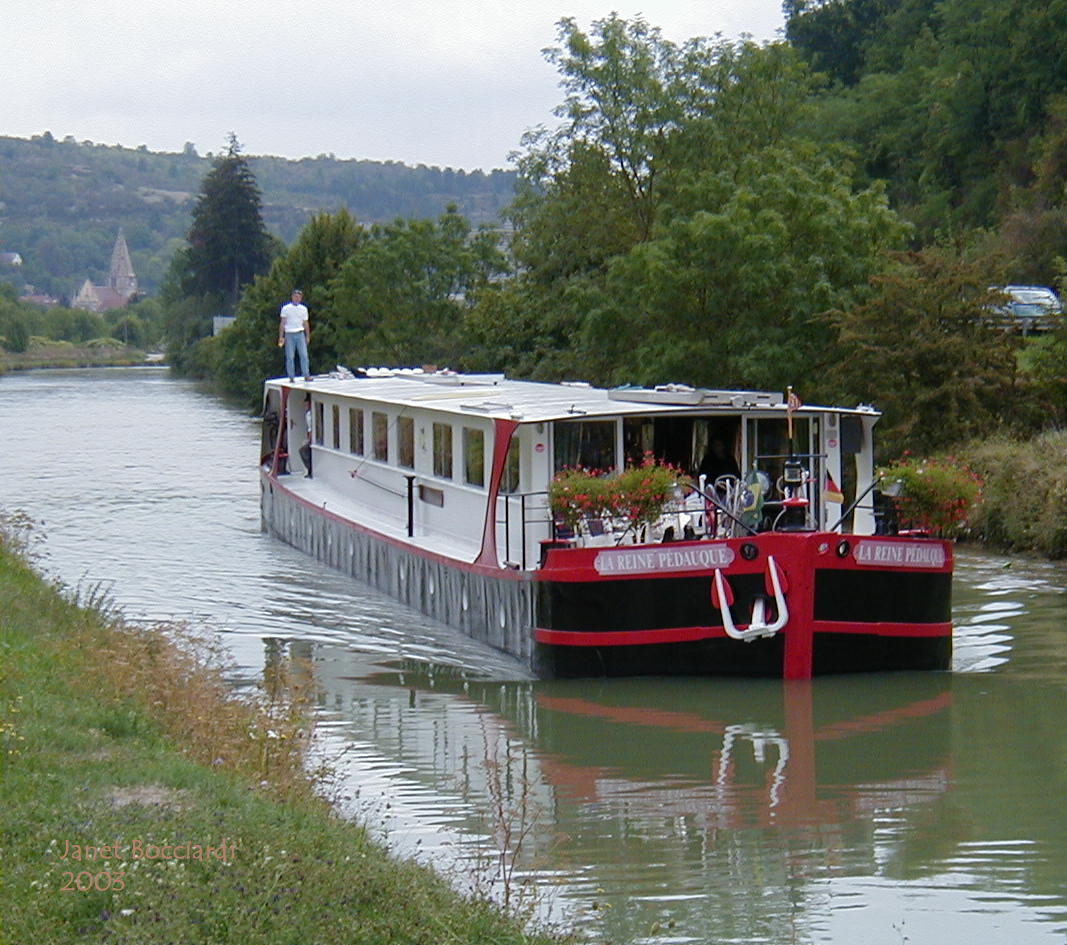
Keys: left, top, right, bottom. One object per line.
{"left": 0, "top": 134, "right": 517, "bottom": 298}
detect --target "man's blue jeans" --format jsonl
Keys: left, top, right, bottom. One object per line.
{"left": 284, "top": 331, "right": 310, "bottom": 379}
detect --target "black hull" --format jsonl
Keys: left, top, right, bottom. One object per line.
{"left": 536, "top": 633, "right": 952, "bottom": 679}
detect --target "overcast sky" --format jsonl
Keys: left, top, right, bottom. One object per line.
{"left": 10, "top": 1, "right": 785, "bottom": 172}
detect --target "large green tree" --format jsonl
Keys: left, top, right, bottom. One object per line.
{"left": 580, "top": 146, "right": 903, "bottom": 392}
{"left": 489, "top": 16, "right": 900, "bottom": 393}
{"left": 324, "top": 206, "right": 506, "bottom": 368}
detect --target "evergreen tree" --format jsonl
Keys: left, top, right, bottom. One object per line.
{"left": 161, "top": 134, "right": 277, "bottom": 373}
{"left": 176, "top": 134, "right": 273, "bottom": 311}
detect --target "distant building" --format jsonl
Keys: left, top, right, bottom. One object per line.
{"left": 212, "top": 315, "right": 236, "bottom": 335}
{"left": 0, "top": 252, "right": 23, "bottom": 267}
{"left": 18, "top": 292, "right": 59, "bottom": 308}
{"left": 72, "top": 230, "right": 138, "bottom": 313}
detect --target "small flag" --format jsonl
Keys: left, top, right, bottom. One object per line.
{"left": 786, "top": 386, "right": 802, "bottom": 439}
{"left": 824, "top": 472, "right": 844, "bottom": 503}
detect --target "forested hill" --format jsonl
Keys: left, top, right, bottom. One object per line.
{"left": 0, "top": 134, "right": 516, "bottom": 298}
{"left": 786, "top": 0, "right": 1067, "bottom": 275}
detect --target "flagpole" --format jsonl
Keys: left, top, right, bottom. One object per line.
{"left": 786, "top": 386, "right": 795, "bottom": 443}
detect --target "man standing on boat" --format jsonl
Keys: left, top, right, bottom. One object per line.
{"left": 278, "top": 289, "right": 312, "bottom": 382}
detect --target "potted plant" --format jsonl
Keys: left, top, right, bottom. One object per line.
{"left": 878, "top": 455, "right": 983, "bottom": 538}
{"left": 549, "top": 455, "right": 693, "bottom": 538}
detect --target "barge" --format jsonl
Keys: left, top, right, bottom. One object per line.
{"left": 260, "top": 370, "right": 952, "bottom": 679}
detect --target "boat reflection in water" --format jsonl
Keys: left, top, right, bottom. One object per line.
{"left": 277, "top": 638, "right": 978, "bottom": 941}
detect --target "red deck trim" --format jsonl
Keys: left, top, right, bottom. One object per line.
{"left": 474, "top": 417, "right": 519, "bottom": 567}
{"left": 263, "top": 469, "right": 527, "bottom": 581}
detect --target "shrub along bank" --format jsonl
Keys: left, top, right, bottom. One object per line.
{"left": 0, "top": 528, "right": 569, "bottom": 945}
{"left": 958, "top": 432, "right": 1067, "bottom": 559}
{"left": 879, "top": 432, "right": 1067, "bottom": 559}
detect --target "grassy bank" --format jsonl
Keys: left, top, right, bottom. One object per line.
{"left": 0, "top": 527, "right": 569, "bottom": 945}
{"left": 0, "top": 343, "right": 151, "bottom": 372}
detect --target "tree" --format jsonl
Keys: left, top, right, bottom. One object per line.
{"left": 0, "top": 297, "right": 33, "bottom": 353}
{"left": 499, "top": 16, "right": 894, "bottom": 392}
{"left": 324, "top": 206, "right": 506, "bottom": 368}
{"left": 830, "top": 244, "right": 1025, "bottom": 458}
{"left": 161, "top": 134, "right": 277, "bottom": 373}
{"left": 581, "top": 145, "right": 903, "bottom": 393}
{"left": 211, "top": 209, "right": 365, "bottom": 402}
{"left": 172, "top": 134, "right": 274, "bottom": 309}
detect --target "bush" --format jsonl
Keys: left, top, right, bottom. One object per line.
{"left": 960, "top": 432, "right": 1067, "bottom": 557}
{"left": 878, "top": 454, "right": 984, "bottom": 538}
{"left": 28, "top": 336, "right": 73, "bottom": 350}
{"left": 3, "top": 318, "right": 30, "bottom": 353}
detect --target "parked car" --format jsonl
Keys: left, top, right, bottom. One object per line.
{"left": 988, "top": 285, "right": 1063, "bottom": 334}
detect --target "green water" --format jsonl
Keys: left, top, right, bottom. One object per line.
{"left": 4, "top": 367, "right": 1067, "bottom": 944}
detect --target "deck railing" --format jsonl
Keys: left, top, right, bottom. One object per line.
{"left": 497, "top": 490, "right": 552, "bottom": 570}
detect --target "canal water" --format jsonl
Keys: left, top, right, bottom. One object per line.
{"left": 4, "top": 367, "right": 1067, "bottom": 944}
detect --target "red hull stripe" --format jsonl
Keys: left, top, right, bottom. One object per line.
{"left": 813, "top": 620, "right": 952, "bottom": 638}
{"left": 536, "top": 621, "right": 952, "bottom": 647}
{"left": 536, "top": 626, "right": 725, "bottom": 646}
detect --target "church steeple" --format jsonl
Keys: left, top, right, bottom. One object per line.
{"left": 108, "top": 229, "right": 137, "bottom": 299}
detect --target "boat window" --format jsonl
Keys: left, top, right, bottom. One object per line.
{"left": 349, "top": 408, "right": 364, "bottom": 455}
{"left": 746, "top": 416, "right": 812, "bottom": 494}
{"left": 623, "top": 417, "right": 655, "bottom": 467}
{"left": 331, "top": 404, "right": 340, "bottom": 450}
{"left": 397, "top": 416, "right": 414, "bottom": 469}
{"left": 463, "top": 427, "right": 485, "bottom": 487}
{"left": 372, "top": 412, "right": 388, "bottom": 462}
{"left": 840, "top": 415, "right": 863, "bottom": 455}
{"left": 314, "top": 401, "right": 325, "bottom": 446}
{"left": 500, "top": 435, "right": 520, "bottom": 494}
{"left": 553, "top": 420, "right": 616, "bottom": 474}
{"left": 433, "top": 422, "right": 453, "bottom": 479}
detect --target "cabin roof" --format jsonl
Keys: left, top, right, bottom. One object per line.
{"left": 267, "top": 371, "right": 880, "bottom": 422}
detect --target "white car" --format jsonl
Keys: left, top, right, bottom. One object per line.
{"left": 989, "top": 285, "right": 1062, "bottom": 333}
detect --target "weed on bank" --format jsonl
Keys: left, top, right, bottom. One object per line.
{"left": 0, "top": 525, "right": 569, "bottom": 945}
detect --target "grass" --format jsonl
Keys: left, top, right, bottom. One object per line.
{"left": 0, "top": 343, "right": 151, "bottom": 372}
{"left": 0, "top": 522, "right": 571, "bottom": 945}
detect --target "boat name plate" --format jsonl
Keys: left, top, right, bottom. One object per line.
{"left": 854, "top": 540, "right": 946, "bottom": 568}
{"left": 593, "top": 544, "right": 735, "bottom": 575}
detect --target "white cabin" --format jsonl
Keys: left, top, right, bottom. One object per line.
{"left": 263, "top": 371, "right": 880, "bottom": 573}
